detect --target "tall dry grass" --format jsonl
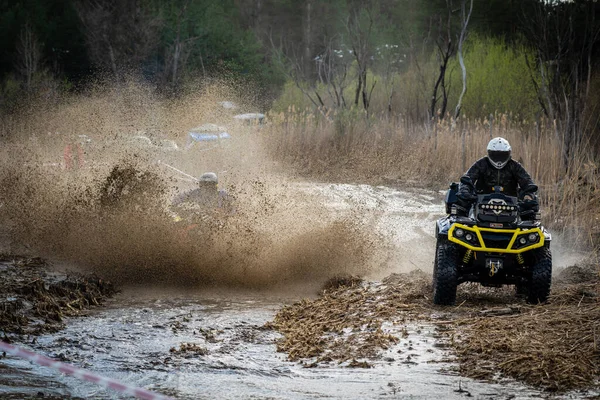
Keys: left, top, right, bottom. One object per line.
{"left": 263, "top": 110, "right": 600, "bottom": 249}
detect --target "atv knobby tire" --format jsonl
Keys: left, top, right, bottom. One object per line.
{"left": 515, "top": 282, "right": 528, "bottom": 297}
{"left": 527, "top": 246, "right": 552, "bottom": 304}
{"left": 433, "top": 240, "right": 459, "bottom": 305}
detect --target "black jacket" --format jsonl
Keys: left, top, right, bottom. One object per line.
{"left": 458, "top": 157, "right": 537, "bottom": 198}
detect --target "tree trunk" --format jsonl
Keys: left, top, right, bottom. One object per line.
{"left": 107, "top": 41, "right": 118, "bottom": 79}
{"left": 303, "top": 0, "right": 312, "bottom": 78}
{"left": 16, "top": 21, "right": 41, "bottom": 91}
{"left": 454, "top": 0, "right": 474, "bottom": 120}
{"left": 172, "top": 42, "right": 181, "bottom": 85}
{"left": 355, "top": 68, "right": 362, "bottom": 106}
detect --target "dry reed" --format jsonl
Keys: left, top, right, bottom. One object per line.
{"left": 267, "top": 267, "right": 600, "bottom": 392}
{"left": 439, "top": 279, "right": 600, "bottom": 392}
{"left": 266, "top": 270, "right": 431, "bottom": 365}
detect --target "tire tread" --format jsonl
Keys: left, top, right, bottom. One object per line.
{"left": 433, "top": 240, "right": 459, "bottom": 305}
{"left": 527, "top": 247, "right": 552, "bottom": 304}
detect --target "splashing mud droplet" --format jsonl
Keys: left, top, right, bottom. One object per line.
{"left": 0, "top": 82, "right": 384, "bottom": 290}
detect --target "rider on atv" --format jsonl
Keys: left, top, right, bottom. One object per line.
{"left": 171, "top": 172, "right": 230, "bottom": 223}
{"left": 456, "top": 137, "right": 539, "bottom": 219}
{"left": 432, "top": 137, "right": 552, "bottom": 305}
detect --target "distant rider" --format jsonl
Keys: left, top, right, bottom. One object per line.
{"left": 171, "top": 172, "right": 230, "bottom": 221}
{"left": 455, "top": 137, "right": 539, "bottom": 219}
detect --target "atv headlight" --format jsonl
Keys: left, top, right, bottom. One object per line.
{"left": 465, "top": 233, "right": 473, "bottom": 241}
{"left": 519, "top": 237, "right": 527, "bottom": 245}
{"left": 528, "top": 233, "right": 538, "bottom": 242}
{"left": 455, "top": 228, "right": 464, "bottom": 238}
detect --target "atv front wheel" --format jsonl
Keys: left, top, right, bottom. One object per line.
{"left": 527, "top": 247, "right": 552, "bottom": 304}
{"left": 433, "top": 240, "right": 459, "bottom": 305}
{"left": 515, "top": 282, "right": 528, "bottom": 297}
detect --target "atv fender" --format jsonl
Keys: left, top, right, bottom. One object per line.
{"left": 436, "top": 216, "right": 453, "bottom": 239}
{"left": 541, "top": 227, "right": 552, "bottom": 243}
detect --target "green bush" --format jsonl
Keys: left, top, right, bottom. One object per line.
{"left": 448, "top": 35, "right": 539, "bottom": 120}
{"left": 270, "top": 80, "right": 314, "bottom": 113}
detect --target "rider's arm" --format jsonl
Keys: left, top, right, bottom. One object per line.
{"left": 172, "top": 190, "right": 192, "bottom": 206}
{"left": 458, "top": 158, "right": 484, "bottom": 197}
{"left": 513, "top": 161, "right": 538, "bottom": 199}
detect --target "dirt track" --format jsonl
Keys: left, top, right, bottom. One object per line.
{"left": 1, "top": 251, "right": 598, "bottom": 399}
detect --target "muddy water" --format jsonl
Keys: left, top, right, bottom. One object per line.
{"left": 3, "top": 289, "right": 546, "bottom": 400}
{"left": 0, "top": 184, "right": 584, "bottom": 399}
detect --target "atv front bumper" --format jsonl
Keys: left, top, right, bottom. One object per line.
{"left": 448, "top": 223, "right": 545, "bottom": 254}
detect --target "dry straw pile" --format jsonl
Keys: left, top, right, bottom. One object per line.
{"left": 268, "top": 267, "right": 600, "bottom": 392}
{"left": 266, "top": 271, "right": 431, "bottom": 366}
{"left": 442, "top": 278, "right": 600, "bottom": 392}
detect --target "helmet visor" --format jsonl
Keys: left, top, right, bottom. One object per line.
{"left": 488, "top": 150, "right": 510, "bottom": 166}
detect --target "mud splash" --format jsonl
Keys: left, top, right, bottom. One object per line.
{"left": 0, "top": 80, "right": 389, "bottom": 288}
{"left": 0, "top": 156, "right": 380, "bottom": 289}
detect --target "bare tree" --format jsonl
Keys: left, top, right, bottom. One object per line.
{"left": 347, "top": 5, "right": 376, "bottom": 114}
{"left": 270, "top": 35, "right": 331, "bottom": 119}
{"left": 303, "top": 0, "right": 314, "bottom": 77}
{"left": 453, "top": 0, "right": 474, "bottom": 120}
{"left": 430, "top": 1, "right": 455, "bottom": 122}
{"left": 15, "top": 21, "right": 42, "bottom": 91}
{"left": 315, "top": 39, "right": 353, "bottom": 109}
{"left": 161, "top": 0, "right": 199, "bottom": 88}
{"left": 524, "top": 0, "right": 600, "bottom": 168}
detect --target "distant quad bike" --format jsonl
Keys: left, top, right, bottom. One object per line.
{"left": 433, "top": 184, "right": 552, "bottom": 305}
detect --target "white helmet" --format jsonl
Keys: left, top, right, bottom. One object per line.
{"left": 487, "top": 137, "right": 511, "bottom": 169}
{"left": 198, "top": 172, "right": 218, "bottom": 183}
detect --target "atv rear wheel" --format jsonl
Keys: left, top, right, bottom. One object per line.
{"left": 433, "top": 239, "right": 459, "bottom": 305}
{"left": 527, "top": 247, "right": 552, "bottom": 304}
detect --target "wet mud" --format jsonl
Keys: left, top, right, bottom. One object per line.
{"left": 0, "top": 286, "right": 549, "bottom": 400}
{"left": 0, "top": 254, "right": 116, "bottom": 336}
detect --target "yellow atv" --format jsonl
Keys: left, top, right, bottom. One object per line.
{"left": 433, "top": 184, "right": 552, "bottom": 305}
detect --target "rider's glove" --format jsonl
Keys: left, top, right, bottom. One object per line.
{"left": 457, "top": 176, "right": 477, "bottom": 202}
{"left": 519, "top": 197, "right": 539, "bottom": 220}
{"left": 455, "top": 191, "right": 476, "bottom": 217}
{"left": 457, "top": 191, "right": 477, "bottom": 202}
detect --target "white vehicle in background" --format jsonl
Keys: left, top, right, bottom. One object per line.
{"left": 186, "top": 124, "right": 231, "bottom": 150}
{"left": 126, "top": 134, "right": 180, "bottom": 152}
{"left": 157, "top": 139, "right": 180, "bottom": 151}
{"left": 218, "top": 101, "right": 238, "bottom": 110}
{"left": 128, "top": 135, "right": 154, "bottom": 148}
{"left": 233, "top": 113, "right": 265, "bottom": 125}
